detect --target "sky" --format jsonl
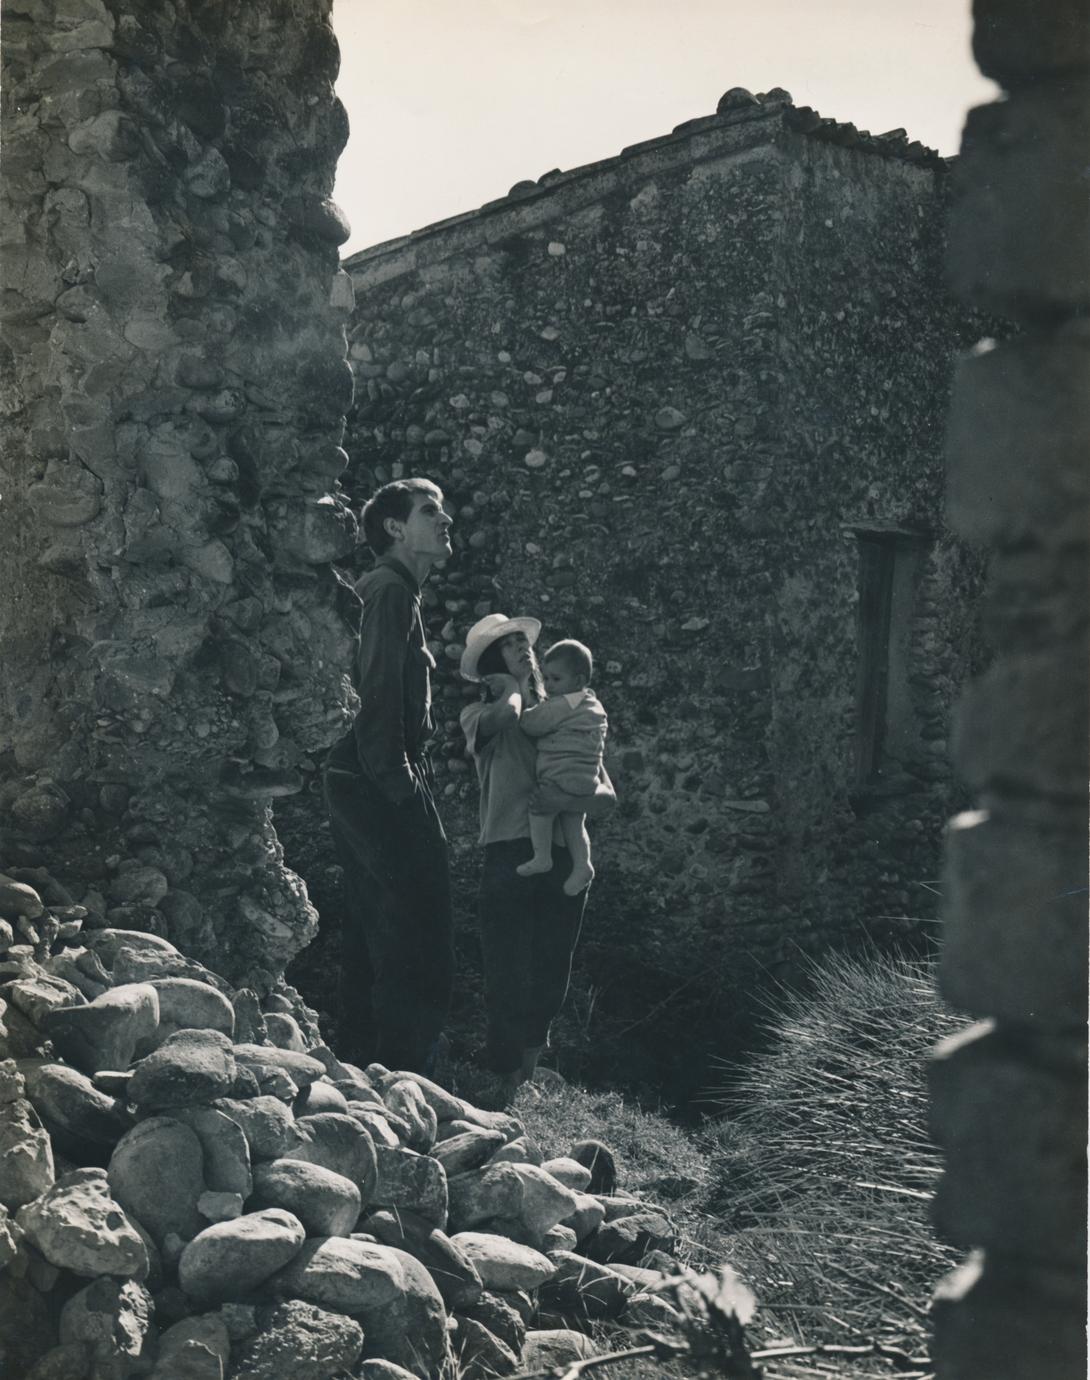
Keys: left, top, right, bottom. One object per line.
{"left": 331, "top": 0, "right": 997, "bottom": 257}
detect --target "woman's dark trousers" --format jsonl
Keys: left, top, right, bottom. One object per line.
{"left": 324, "top": 763, "right": 453, "bottom": 1075}
{"left": 478, "top": 838, "right": 589, "bottom": 1074}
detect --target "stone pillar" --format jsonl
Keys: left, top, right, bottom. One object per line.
{"left": 0, "top": 0, "right": 358, "bottom": 987}
{"left": 929, "top": 2, "right": 1089, "bottom": 1376}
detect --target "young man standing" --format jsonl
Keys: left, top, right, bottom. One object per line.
{"left": 323, "top": 477, "right": 454, "bottom": 1075}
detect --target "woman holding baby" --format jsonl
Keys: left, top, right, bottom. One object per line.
{"left": 459, "top": 613, "right": 614, "bottom": 1102}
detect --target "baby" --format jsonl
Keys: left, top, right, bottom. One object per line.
{"left": 516, "top": 638, "right": 608, "bottom": 896}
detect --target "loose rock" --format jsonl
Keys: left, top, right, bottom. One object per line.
{"left": 251, "top": 1158, "right": 361, "bottom": 1238}
{"left": 16, "top": 1167, "right": 148, "bottom": 1278}
{"left": 178, "top": 1208, "right": 307, "bottom": 1305}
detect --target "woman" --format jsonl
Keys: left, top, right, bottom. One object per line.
{"left": 459, "top": 613, "right": 614, "bottom": 1101}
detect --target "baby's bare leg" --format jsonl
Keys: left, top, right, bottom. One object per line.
{"left": 516, "top": 811, "right": 556, "bottom": 876}
{"left": 559, "top": 811, "right": 594, "bottom": 896}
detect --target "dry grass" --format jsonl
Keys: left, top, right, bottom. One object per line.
{"left": 448, "top": 952, "right": 965, "bottom": 1379}
{"left": 703, "top": 952, "right": 965, "bottom": 1378}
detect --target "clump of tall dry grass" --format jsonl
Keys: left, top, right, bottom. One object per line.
{"left": 705, "top": 952, "right": 965, "bottom": 1379}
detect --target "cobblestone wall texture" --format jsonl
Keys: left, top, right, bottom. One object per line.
{"left": 930, "top": 1, "right": 1089, "bottom": 1376}
{"left": 0, "top": 0, "right": 358, "bottom": 988}
{"left": 340, "top": 94, "right": 986, "bottom": 1049}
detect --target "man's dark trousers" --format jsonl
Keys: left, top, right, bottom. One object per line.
{"left": 325, "top": 759, "right": 453, "bottom": 1074}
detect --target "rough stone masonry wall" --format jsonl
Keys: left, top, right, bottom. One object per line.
{"left": 761, "top": 132, "right": 985, "bottom": 954}
{"left": 339, "top": 101, "right": 981, "bottom": 1078}
{"left": 0, "top": 0, "right": 358, "bottom": 989}
{"left": 929, "top": 2, "right": 1089, "bottom": 1376}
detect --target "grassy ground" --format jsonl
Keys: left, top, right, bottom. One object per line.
{"left": 456, "top": 952, "right": 963, "bottom": 1380}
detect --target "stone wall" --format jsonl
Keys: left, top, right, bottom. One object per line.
{"left": 929, "top": 2, "right": 1089, "bottom": 1376}
{"left": 0, "top": 0, "right": 358, "bottom": 988}
{"left": 336, "top": 92, "right": 986, "bottom": 1076}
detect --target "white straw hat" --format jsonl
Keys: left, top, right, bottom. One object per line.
{"left": 459, "top": 613, "right": 542, "bottom": 682}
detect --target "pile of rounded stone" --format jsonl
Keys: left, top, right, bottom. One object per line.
{"left": 0, "top": 869, "right": 685, "bottom": 1380}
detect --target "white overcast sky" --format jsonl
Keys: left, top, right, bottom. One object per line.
{"left": 331, "top": 0, "right": 996, "bottom": 256}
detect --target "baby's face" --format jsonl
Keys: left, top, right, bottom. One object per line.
{"left": 543, "top": 659, "right": 584, "bottom": 696}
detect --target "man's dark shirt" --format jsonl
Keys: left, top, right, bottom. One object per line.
{"left": 326, "top": 554, "right": 435, "bottom": 803}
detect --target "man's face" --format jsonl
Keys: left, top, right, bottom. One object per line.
{"left": 543, "top": 659, "right": 582, "bottom": 696}
{"left": 498, "top": 631, "right": 532, "bottom": 676}
{"left": 394, "top": 491, "right": 452, "bottom": 560}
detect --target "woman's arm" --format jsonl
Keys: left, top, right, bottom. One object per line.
{"left": 473, "top": 674, "right": 523, "bottom": 745}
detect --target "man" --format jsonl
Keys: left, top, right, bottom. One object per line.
{"left": 323, "top": 477, "right": 454, "bottom": 1075}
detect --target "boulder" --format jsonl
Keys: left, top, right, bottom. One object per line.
{"left": 521, "top": 1328, "right": 598, "bottom": 1369}
{"left": 540, "top": 1156, "right": 592, "bottom": 1191}
{"left": 541, "top": 1223, "right": 579, "bottom": 1254}
{"left": 80, "top": 928, "right": 180, "bottom": 969}
{"left": 293, "top": 1079, "right": 349, "bottom": 1116}
{"left": 0, "top": 873, "right": 45, "bottom": 919}
{"left": 128, "top": 1028, "right": 237, "bottom": 1109}
{"left": 24, "top": 1341, "right": 97, "bottom": 1378}
{"left": 285, "top": 1112, "right": 377, "bottom": 1196}
{"left": 22, "top": 1061, "right": 129, "bottom": 1161}
{"left": 211, "top": 1095, "right": 301, "bottom": 1159}
{"left": 7, "top": 974, "right": 86, "bottom": 1026}
{"left": 372, "top": 1145, "right": 447, "bottom": 1226}
{"left": 263, "top": 1012, "right": 307, "bottom": 1051}
{"left": 58, "top": 1277, "right": 153, "bottom": 1370}
{"left": 560, "top": 1191, "right": 606, "bottom": 1243}
{"left": 364, "top": 1207, "right": 483, "bottom": 1308}
{"left": 109, "top": 1117, "right": 207, "bottom": 1245}
{"left": 251, "top": 1159, "right": 361, "bottom": 1238}
{"left": 114, "top": 947, "right": 226, "bottom": 988}
{"left": 541, "top": 1251, "right": 634, "bottom": 1320}
{"left": 178, "top": 1208, "right": 307, "bottom": 1305}
{"left": 430, "top": 1128, "right": 505, "bottom": 1177}
{"left": 233, "top": 1044, "right": 325, "bottom": 1089}
{"left": 42, "top": 982, "right": 159, "bottom": 1073}
{"left": 149, "top": 1312, "right": 231, "bottom": 1380}
{"left": 599, "top": 1193, "right": 644, "bottom": 1221}
{"left": 458, "top": 1290, "right": 527, "bottom": 1355}
{"left": 229, "top": 1299, "right": 364, "bottom": 1380}
{"left": 198, "top": 1191, "right": 243, "bottom": 1223}
{"left": 453, "top": 1314, "right": 519, "bottom": 1379}
{"left": 0, "top": 1271, "right": 57, "bottom": 1376}
{"left": 0, "top": 1095, "right": 54, "bottom": 1208}
{"left": 569, "top": 1138, "right": 618, "bottom": 1194}
{"left": 171, "top": 1105, "right": 252, "bottom": 1197}
{"left": 16, "top": 1167, "right": 148, "bottom": 1278}
{"left": 273, "top": 1238, "right": 450, "bottom": 1376}
{"left": 447, "top": 1163, "right": 576, "bottom": 1237}
{"left": 487, "top": 1135, "right": 543, "bottom": 1167}
{"left": 357, "top": 1363, "right": 419, "bottom": 1380}
{"left": 382, "top": 1078, "right": 437, "bottom": 1152}
{"left": 450, "top": 1231, "right": 556, "bottom": 1291}
{"left": 373, "top": 1069, "right": 466, "bottom": 1124}
{"left": 457, "top": 1106, "right": 523, "bottom": 1140}
{"left": 148, "top": 978, "right": 235, "bottom": 1039}
{"left": 624, "top": 1289, "right": 684, "bottom": 1330}
{"left": 582, "top": 1209, "right": 676, "bottom": 1265}
{"left": 434, "top": 1118, "right": 477, "bottom": 1144}
{"left": 348, "top": 1103, "right": 402, "bottom": 1149}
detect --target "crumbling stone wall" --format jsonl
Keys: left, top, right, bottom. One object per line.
{"left": 929, "top": 3, "right": 1089, "bottom": 1376}
{"left": 0, "top": 0, "right": 358, "bottom": 988}
{"left": 336, "top": 94, "right": 984, "bottom": 1075}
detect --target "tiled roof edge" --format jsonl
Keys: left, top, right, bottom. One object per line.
{"left": 344, "top": 90, "right": 947, "bottom": 271}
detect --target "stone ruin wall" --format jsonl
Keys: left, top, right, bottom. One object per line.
{"left": 929, "top": 1, "right": 1089, "bottom": 1376}
{"left": 336, "top": 98, "right": 986, "bottom": 1066}
{"left": 0, "top": 0, "right": 359, "bottom": 990}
